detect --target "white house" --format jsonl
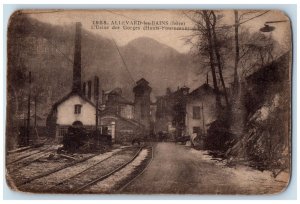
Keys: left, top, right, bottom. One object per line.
{"left": 46, "top": 91, "right": 96, "bottom": 141}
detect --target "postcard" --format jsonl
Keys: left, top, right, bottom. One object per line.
{"left": 6, "top": 9, "right": 291, "bottom": 194}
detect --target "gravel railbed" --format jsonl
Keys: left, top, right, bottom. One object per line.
{"left": 19, "top": 148, "right": 123, "bottom": 192}
{"left": 6, "top": 146, "right": 51, "bottom": 164}
{"left": 83, "top": 147, "right": 150, "bottom": 193}
{"left": 48, "top": 147, "right": 139, "bottom": 193}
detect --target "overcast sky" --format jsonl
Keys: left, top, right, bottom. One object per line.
{"left": 28, "top": 10, "right": 291, "bottom": 53}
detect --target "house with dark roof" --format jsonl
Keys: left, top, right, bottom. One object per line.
{"left": 103, "top": 88, "right": 134, "bottom": 120}
{"left": 46, "top": 91, "right": 97, "bottom": 140}
{"left": 186, "top": 83, "right": 218, "bottom": 141}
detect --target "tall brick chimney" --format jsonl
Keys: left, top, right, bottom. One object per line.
{"left": 72, "top": 22, "right": 82, "bottom": 93}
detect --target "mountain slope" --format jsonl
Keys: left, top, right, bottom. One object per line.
{"left": 8, "top": 14, "right": 201, "bottom": 117}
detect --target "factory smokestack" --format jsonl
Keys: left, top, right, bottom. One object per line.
{"left": 72, "top": 22, "right": 82, "bottom": 93}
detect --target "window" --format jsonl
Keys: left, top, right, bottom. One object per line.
{"left": 193, "top": 106, "right": 201, "bottom": 119}
{"left": 193, "top": 126, "right": 201, "bottom": 134}
{"left": 74, "top": 104, "right": 82, "bottom": 114}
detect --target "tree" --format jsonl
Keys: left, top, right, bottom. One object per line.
{"left": 211, "top": 11, "right": 229, "bottom": 107}
{"left": 184, "top": 10, "right": 223, "bottom": 109}
{"left": 232, "top": 10, "right": 270, "bottom": 91}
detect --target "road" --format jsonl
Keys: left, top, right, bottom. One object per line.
{"left": 122, "top": 142, "right": 288, "bottom": 194}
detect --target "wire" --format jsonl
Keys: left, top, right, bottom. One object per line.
{"left": 110, "top": 38, "right": 136, "bottom": 84}
{"left": 45, "top": 39, "right": 74, "bottom": 65}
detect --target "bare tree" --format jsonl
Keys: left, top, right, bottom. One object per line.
{"left": 183, "top": 10, "right": 223, "bottom": 109}
{"left": 211, "top": 11, "right": 229, "bottom": 107}
{"left": 232, "top": 10, "right": 270, "bottom": 90}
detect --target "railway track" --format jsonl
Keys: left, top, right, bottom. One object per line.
{"left": 16, "top": 146, "right": 133, "bottom": 190}
{"left": 115, "top": 145, "right": 154, "bottom": 193}
{"left": 15, "top": 152, "right": 99, "bottom": 187}
{"left": 6, "top": 145, "right": 52, "bottom": 165}
{"left": 73, "top": 146, "right": 144, "bottom": 193}
{"left": 11, "top": 145, "right": 153, "bottom": 194}
{"left": 44, "top": 148, "right": 124, "bottom": 191}
{"left": 44, "top": 146, "right": 142, "bottom": 193}
{"left": 7, "top": 148, "right": 55, "bottom": 173}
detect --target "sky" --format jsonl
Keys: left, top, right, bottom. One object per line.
{"left": 27, "top": 10, "right": 291, "bottom": 53}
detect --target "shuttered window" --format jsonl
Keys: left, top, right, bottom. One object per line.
{"left": 193, "top": 106, "right": 201, "bottom": 119}
{"left": 74, "top": 104, "right": 82, "bottom": 114}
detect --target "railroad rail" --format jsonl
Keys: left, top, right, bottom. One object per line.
{"left": 6, "top": 146, "right": 52, "bottom": 165}
{"left": 12, "top": 145, "right": 153, "bottom": 194}
{"left": 46, "top": 150, "right": 120, "bottom": 192}
{"left": 16, "top": 152, "right": 100, "bottom": 187}
{"left": 73, "top": 146, "right": 144, "bottom": 193}
{"left": 116, "top": 145, "right": 154, "bottom": 193}
{"left": 7, "top": 148, "right": 55, "bottom": 173}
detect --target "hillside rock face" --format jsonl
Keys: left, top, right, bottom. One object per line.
{"left": 227, "top": 52, "right": 290, "bottom": 173}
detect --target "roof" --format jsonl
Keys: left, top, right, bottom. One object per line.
{"left": 104, "top": 88, "right": 122, "bottom": 95}
{"left": 52, "top": 90, "right": 96, "bottom": 110}
{"left": 99, "top": 109, "right": 144, "bottom": 128}
{"left": 105, "top": 89, "right": 133, "bottom": 105}
{"left": 188, "top": 83, "right": 215, "bottom": 99}
{"left": 115, "top": 95, "right": 134, "bottom": 105}
{"left": 136, "top": 78, "right": 149, "bottom": 85}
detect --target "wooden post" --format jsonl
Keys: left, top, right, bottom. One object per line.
{"left": 201, "top": 102, "right": 205, "bottom": 134}
{"left": 34, "top": 95, "right": 37, "bottom": 127}
{"left": 26, "top": 71, "right": 31, "bottom": 146}
{"left": 94, "top": 76, "right": 100, "bottom": 146}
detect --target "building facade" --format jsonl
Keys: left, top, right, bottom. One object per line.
{"left": 46, "top": 92, "right": 96, "bottom": 141}
{"left": 133, "top": 78, "right": 152, "bottom": 135}
{"left": 185, "top": 83, "right": 219, "bottom": 142}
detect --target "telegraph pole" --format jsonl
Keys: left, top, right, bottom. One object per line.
{"left": 26, "top": 71, "right": 32, "bottom": 146}
{"left": 94, "top": 76, "right": 99, "bottom": 132}
{"left": 34, "top": 95, "right": 37, "bottom": 127}
{"left": 201, "top": 102, "right": 205, "bottom": 134}
{"left": 94, "top": 76, "right": 100, "bottom": 146}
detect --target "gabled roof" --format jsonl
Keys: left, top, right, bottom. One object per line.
{"left": 136, "top": 78, "right": 149, "bottom": 85}
{"left": 188, "top": 83, "right": 215, "bottom": 99}
{"left": 106, "top": 92, "right": 133, "bottom": 105}
{"left": 52, "top": 90, "right": 96, "bottom": 110}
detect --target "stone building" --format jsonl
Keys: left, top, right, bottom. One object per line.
{"left": 185, "top": 83, "right": 218, "bottom": 141}
{"left": 154, "top": 86, "right": 189, "bottom": 139}
{"left": 133, "top": 78, "right": 152, "bottom": 135}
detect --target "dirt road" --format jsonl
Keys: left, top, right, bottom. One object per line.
{"left": 122, "top": 142, "right": 288, "bottom": 194}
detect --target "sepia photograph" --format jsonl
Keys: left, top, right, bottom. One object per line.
{"left": 5, "top": 9, "right": 291, "bottom": 195}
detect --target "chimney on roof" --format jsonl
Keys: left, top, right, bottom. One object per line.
{"left": 94, "top": 76, "right": 99, "bottom": 101}
{"left": 72, "top": 22, "right": 82, "bottom": 93}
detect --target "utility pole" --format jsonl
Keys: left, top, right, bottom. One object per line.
{"left": 201, "top": 102, "right": 205, "bottom": 134}
{"left": 95, "top": 76, "right": 99, "bottom": 132}
{"left": 233, "top": 10, "right": 239, "bottom": 93}
{"left": 34, "top": 95, "right": 37, "bottom": 127}
{"left": 26, "top": 71, "right": 31, "bottom": 146}
{"left": 94, "top": 76, "right": 100, "bottom": 146}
